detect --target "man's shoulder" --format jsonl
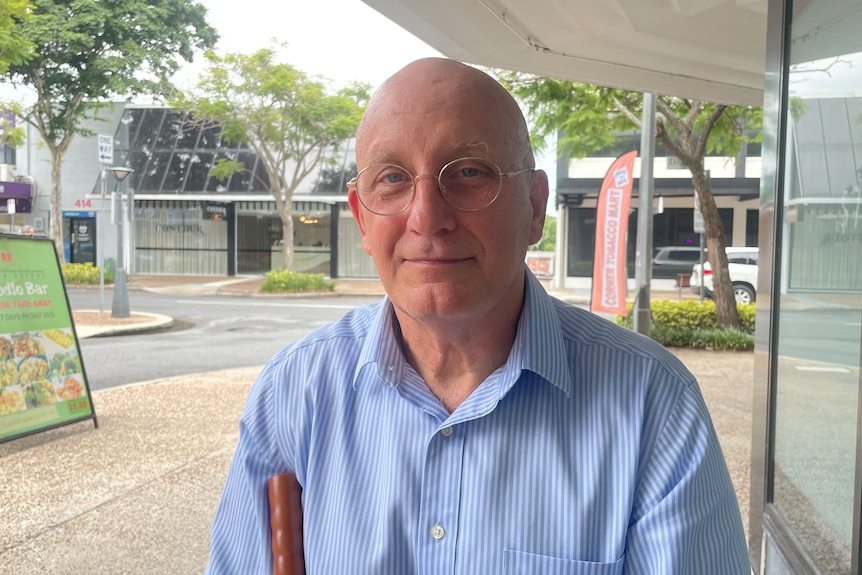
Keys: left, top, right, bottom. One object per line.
{"left": 548, "top": 297, "right": 694, "bottom": 382}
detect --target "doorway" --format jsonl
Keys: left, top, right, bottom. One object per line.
{"left": 67, "top": 216, "right": 96, "bottom": 264}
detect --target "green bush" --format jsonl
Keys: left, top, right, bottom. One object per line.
{"left": 615, "top": 299, "right": 755, "bottom": 351}
{"left": 260, "top": 270, "right": 334, "bottom": 293}
{"left": 61, "top": 262, "right": 114, "bottom": 285}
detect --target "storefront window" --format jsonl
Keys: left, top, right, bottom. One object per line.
{"left": 771, "top": 1, "right": 862, "bottom": 570}
{"left": 135, "top": 205, "right": 228, "bottom": 275}
{"left": 237, "top": 206, "right": 332, "bottom": 275}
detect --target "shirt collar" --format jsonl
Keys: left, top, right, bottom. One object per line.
{"left": 353, "top": 298, "right": 403, "bottom": 389}
{"left": 352, "top": 270, "right": 572, "bottom": 397}
{"left": 519, "top": 271, "right": 572, "bottom": 397}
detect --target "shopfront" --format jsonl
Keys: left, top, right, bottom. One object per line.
{"left": 750, "top": 0, "right": 862, "bottom": 572}
{"left": 130, "top": 197, "right": 375, "bottom": 278}
{"left": 0, "top": 180, "right": 34, "bottom": 235}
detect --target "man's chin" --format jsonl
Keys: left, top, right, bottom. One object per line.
{"left": 391, "top": 285, "right": 480, "bottom": 320}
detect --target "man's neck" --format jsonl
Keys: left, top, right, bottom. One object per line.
{"left": 394, "top": 299, "right": 524, "bottom": 413}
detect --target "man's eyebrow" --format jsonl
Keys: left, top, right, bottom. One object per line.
{"left": 454, "top": 141, "right": 490, "bottom": 156}
{"left": 365, "top": 150, "right": 397, "bottom": 166}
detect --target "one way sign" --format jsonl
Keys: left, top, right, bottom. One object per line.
{"left": 98, "top": 134, "right": 113, "bottom": 164}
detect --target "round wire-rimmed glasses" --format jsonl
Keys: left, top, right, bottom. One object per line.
{"left": 346, "top": 157, "right": 534, "bottom": 216}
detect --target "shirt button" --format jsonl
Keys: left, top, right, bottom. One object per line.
{"left": 430, "top": 524, "right": 446, "bottom": 540}
{"left": 441, "top": 426, "right": 453, "bottom": 437}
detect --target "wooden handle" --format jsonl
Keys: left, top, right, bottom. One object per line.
{"left": 268, "top": 473, "right": 305, "bottom": 575}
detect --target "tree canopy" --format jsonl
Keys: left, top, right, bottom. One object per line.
{"left": 0, "top": 0, "right": 33, "bottom": 74}
{"left": 493, "top": 71, "right": 762, "bottom": 328}
{"left": 176, "top": 44, "right": 370, "bottom": 270}
{"left": 2, "top": 0, "right": 218, "bottom": 261}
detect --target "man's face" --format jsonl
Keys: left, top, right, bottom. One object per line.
{"left": 348, "top": 62, "right": 548, "bottom": 326}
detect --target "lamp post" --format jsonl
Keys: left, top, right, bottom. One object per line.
{"left": 109, "top": 166, "right": 134, "bottom": 318}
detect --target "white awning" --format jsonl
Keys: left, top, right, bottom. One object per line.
{"left": 361, "top": 0, "right": 769, "bottom": 106}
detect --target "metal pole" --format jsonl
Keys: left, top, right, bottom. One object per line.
{"left": 699, "top": 233, "right": 705, "bottom": 303}
{"left": 128, "top": 185, "right": 135, "bottom": 276}
{"left": 111, "top": 176, "right": 130, "bottom": 318}
{"left": 633, "top": 93, "right": 656, "bottom": 337}
{"left": 554, "top": 205, "right": 568, "bottom": 290}
{"left": 99, "top": 167, "right": 106, "bottom": 313}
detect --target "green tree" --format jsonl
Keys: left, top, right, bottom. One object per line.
{"left": 0, "top": 0, "right": 33, "bottom": 149}
{"left": 495, "top": 72, "right": 761, "bottom": 328}
{"left": 176, "top": 45, "right": 369, "bottom": 270}
{"left": 0, "top": 0, "right": 33, "bottom": 74}
{"left": 2, "top": 0, "right": 217, "bottom": 262}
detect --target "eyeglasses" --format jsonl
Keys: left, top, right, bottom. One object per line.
{"left": 346, "top": 157, "right": 534, "bottom": 216}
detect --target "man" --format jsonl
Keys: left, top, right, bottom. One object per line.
{"left": 206, "top": 58, "right": 749, "bottom": 573}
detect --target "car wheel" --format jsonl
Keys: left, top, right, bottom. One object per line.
{"left": 733, "top": 283, "right": 755, "bottom": 304}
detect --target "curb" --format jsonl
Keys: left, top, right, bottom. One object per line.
{"left": 74, "top": 312, "right": 174, "bottom": 339}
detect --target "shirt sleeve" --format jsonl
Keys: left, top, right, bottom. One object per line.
{"left": 205, "top": 362, "right": 288, "bottom": 575}
{"left": 624, "top": 381, "right": 750, "bottom": 574}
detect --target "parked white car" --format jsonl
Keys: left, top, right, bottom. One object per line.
{"left": 690, "top": 247, "right": 759, "bottom": 304}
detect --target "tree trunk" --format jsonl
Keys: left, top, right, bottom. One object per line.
{"left": 691, "top": 169, "right": 740, "bottom": 329}
{"left": 279, "top": 206, "right": 294, "bottom": 271}
{"left": 49, "top": 148, "right": 65, "bottom": 265}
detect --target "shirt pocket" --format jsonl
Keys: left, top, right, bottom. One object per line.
{"left": 503, "top": 549, "right": 624, "bottom": 575}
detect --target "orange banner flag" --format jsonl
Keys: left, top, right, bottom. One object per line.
{"left": 590, "top": 151, "right": 638, "bottom": 315}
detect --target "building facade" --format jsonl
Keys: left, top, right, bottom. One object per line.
{"left": 1, "top": 105, "right": 377, "bottom": 279}
{"left": 556, "top": 142, "right": 762, "bottom": 279}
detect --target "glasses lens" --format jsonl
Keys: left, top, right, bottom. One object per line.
{"left": 355, "top": 165, "right": 414, "bottom": 215}
{"left": 439, "top": 158, "right": 502, "bottom": 210}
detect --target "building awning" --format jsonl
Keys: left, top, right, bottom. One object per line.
{"left": 361, "top": 0, "right": 768, "bottom": 106}
{"left": 557, "top": 177, "right": 760, "bottom": 205}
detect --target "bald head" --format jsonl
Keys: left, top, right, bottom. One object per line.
{"left": 356, "top": 58, "right": 534, "bottom": 169}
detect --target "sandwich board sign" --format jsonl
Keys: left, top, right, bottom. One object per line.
{"left": 0, "top": 235, "right": 97, "bottom": 442}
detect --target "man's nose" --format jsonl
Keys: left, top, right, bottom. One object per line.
{"left": 411, "top": 173, "right": 440, "bottom": 191}
{"left": 407, "top": 174, "right": 456, "bottom": 232}
{"left": 411, "top": 174, "right": 445, "bottom": 205}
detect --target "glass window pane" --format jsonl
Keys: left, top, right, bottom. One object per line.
{"left": 772, "top": 1, "right": 862, "bottom": 571}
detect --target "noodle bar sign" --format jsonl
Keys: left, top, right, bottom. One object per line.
{"left": 0, "top": 236, "right": 97, "bottom": 442}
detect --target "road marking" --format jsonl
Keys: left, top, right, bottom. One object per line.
{"left": 794, "top": 366, "right": 852, "bottom": 373}
{"left": 175, "top": 299, "right": 358, "bottom": 310}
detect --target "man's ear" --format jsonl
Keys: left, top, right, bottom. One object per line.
{"left": 527, "top": 170, "right": 549, "bottom": 246}
{"left": 348, "top": 188, "right": 373, "bottom": 255}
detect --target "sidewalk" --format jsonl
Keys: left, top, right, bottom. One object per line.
{"left": 0, "top": 275, "right": 756, "bottom": 574}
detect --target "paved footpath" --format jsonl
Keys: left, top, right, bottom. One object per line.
{"left": 0, "top": 277, "right": 755, "bottom": 574}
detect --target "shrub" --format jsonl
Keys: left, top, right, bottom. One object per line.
{"left": 260, "top": 270, "right": 334, "bottom": 293}
{"left": 737, "top": 303, "right": 756, "bottom": 332}
{"left": 615, "top": 299, "right": 755, "bottom": 351}
{"left": 61, "top": 262, "right": 114, "bottom": 285}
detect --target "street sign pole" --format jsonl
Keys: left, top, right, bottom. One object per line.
{"left": 97, "top": 134, "right": 113, "bottom": 315}
{"left": 99, "top": 166, "right": 106, "bottom": 313}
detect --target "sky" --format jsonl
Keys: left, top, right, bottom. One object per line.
{"left": 175, "top": 0, "right": 559, "bottom": 201}
{"left": 174, "top": 0, "right": 443, "bottom": 91}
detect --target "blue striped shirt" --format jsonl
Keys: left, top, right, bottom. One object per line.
{"left": 206, "top": 272, "right": 750, "bottom": 574}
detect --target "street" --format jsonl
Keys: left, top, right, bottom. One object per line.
{"left": 66, "top": 290, "right": 378, "bottom": 390}
{"left": 777, "top": 307, "right": 861, "bottom": 367}
{"left": 65, "top": 289, "right": 862, "bottom": 391}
